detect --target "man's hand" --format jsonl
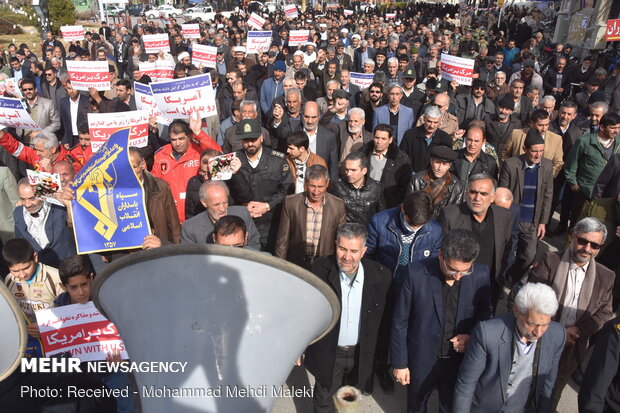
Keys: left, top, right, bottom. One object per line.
{"left": 39, "top": 157, "right": 52, "bottom": 172}
{"left": 27, "top": 322, "right": 41, "bottom": 338}
{"left": 247, "top": 201, "right": 269, "bottom": 218}
{"left": 393, "top": 368, "right": 410, "bottom": 385}
{"left": 88, "top": 87, "right": 102, "bottom": 103}
{"left": 142, "top": 235, "right": 162, "bottom": 249}
{"left": 453, "top": 129, "right": 466, "bottom": 141}
{"left": 570, "top": 184, "right": 580, "bottom": 193}
{"left": 450, "top": 334, "right": 470, "bottom": 353}
{"left": 189, "top": 112, "right": 202, "bottom": 136}
{"left": 537, "top": 224, "right": 546, "bottom": 240}
{"left": 294, "top": 356, "right": 303, "bottom": 366}
{"left": 565, "top": 326, "right": 581, "bottom": 347}
{"left": 106, "top": 348, "right": 122, "bottom": 364}
{"left": 273, "top": 103, "right": 284, "bottom": 122}
{"left": 449, "top": 80, "right": 458, "bottom": 90}
{"left": 230, "top": 156, "right": 242, "bottom": 174}
{"left": 616, "top": 225, "right": 620, "bottom": 238}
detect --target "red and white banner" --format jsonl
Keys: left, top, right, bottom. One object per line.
{"left": 0, "top": 97, "right": 41, "bottom": 130}
{"left": 606, "top": 19, "right": 620, "bottom": 42}
{"left": 143, "top": 33, "right": 170, "bottom": 53}
{"left": 246, "top": 31, "right": 272, "bottom": 54}
{"left": 288, "top": 30, "right": 310, "bottom": 47}
{"left": 247, "top": 12, "right": 266, "bottom": 30}
{"left": 60, "top": 25, "right": 85, "bottom": 42}
{"left": 440, "top": 53, "right": 475, "bottom": 86}
{"left": 192, "top": 44, "right": 217, "bottom": 68}
{"left": 284, "top": 4, "right": 298, "bottom": 19}
{"left": 36, "top": 302, "right": 128, "bottom": 362}
{"left": 386, "top": 12, "right": 396, "bottom": 20}
{"left": 66, "top": 61, "right": 110, "bottom": 91}
{"left": 139, "top": 62, "right": 158, "bottom": 81}
{"left": 181, "top": 23, "right": 201, "bottom": 39}
{"left": 344, "top": 9, "right": 353, "bottom": 16}
{"left": 87, "top": 110, "right": 149, "bottom": 152}
{"left": 155, "top": 60, "right": 174, "bottom": 81}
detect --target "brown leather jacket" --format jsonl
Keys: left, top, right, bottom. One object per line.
{"left": 143, "top": 171, "right": 181, "bottom": 244}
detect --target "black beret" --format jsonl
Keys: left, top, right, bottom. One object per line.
{"left": 524, "top": 128, "right": 544, "bottom": 148}
{"left": 430, "top": 145, "right": 458, "bottom": 162}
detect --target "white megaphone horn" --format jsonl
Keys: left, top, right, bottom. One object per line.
{"left": 93, "top": 244, "right": 341, "bottom": 413}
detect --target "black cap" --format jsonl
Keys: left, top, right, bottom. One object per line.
{"left": 587, "top": 76, "right": 602, "bottom": 86}
{"left": 434, "top": 82, "right": 447, "bottom": 93}
{"left": 332, "top": 89, "right": 350, "bottom": 99}
{"left": 523, "top": 59, "right": 535, "bottom": 68}
{"left": 498, "top": 95, "right": 515, "bottom": 110}
{"left": 237, "top": 119, "right": 262, "bottom": 140}
{"left": 524, "top": 128, "right": 544, "bottom": 148}
{"left": 403, "top": 67, "right": 416, "bottom": 79}
{"left": 485, "top": 55, "right": 495, "bottom": 63}
{"left": 375, "top": 48, "right": 387, "bottom": 57}
{"left": 430, "top": 145, "right": 458, "bottom": 162}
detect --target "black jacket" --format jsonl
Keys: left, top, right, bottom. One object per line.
{"left": 363, "top": 142, "right": 412, "bottom": 208}
{"left": 304, "top": 256, "right": 391, "bottom": 392}
{"left": 329, "top": 177, "right": 386, "bottom": 227}
{"left": 484, "top": 113, "right": 522, "bottom": 159}
{"left": 399, "top": 126, "right": 452, "bottom": 173}
{"left": 407, "top": 171, "right": 464, "bottom": 218}
{"left": 452, "top": 148, "right": 499, "bottom": 182}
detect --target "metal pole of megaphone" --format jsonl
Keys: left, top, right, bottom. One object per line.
{"left": 334, "top": 385, "right": 362, "bottom": 413}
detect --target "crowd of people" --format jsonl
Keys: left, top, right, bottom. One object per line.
{"left": 1, "top": 1, "right": 620, "bottom": 412}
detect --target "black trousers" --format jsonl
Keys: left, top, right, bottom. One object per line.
{"left": 313, "top": 347, "right": 359, "bottom": 413}
{"left": 407, "top": 356, "right": 461, "bottom": 413}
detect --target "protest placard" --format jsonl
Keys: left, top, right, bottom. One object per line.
{"left": 143, "top": 33, "right": 170, "bottom": 53}
{"left": 138, "top": 61, "right": 158, "bottom": 81}
{"left": 66, "top": 61, "right": 110, "bottom": 91}
{"left": 350, "top": 72, "right": 375, "bottom": 89}
{"left": 440, "top": 53, "right": 475, "bottom": 86}
{"left": 155, "top": 60, "right": 174, "bottom": 81}
{"left": 247, "top": 12, "right": 266, "bottom": 30}
{"left": 344, "top": 9, "right": 353, "bottom": 16}
{"left": 192, "top": 44, "right": 217, "bottom": 68}
{"left": 134, "top": 82, "right": 172, "bottom": 126}
{"left": 0, "top": 97, "right": 41, "bottom": 130}
{"left": 181, "top": 23, "right": 200, "bottom": 39}
{"left": 0, "top": 78, "right": 21, "bottom": 98}
{"left": 606, "top": 19, "right": 620, "bottom": 41}
{"left": 386, "top": 12, "right": 396, "bottom": 20}
{"left": 26, "top": 170, "right": 62, "bottom": 206}
{"left": 289, "top": 30, "right": 310, "bottom": 47}
{"left": 284, "top": 4, "right": 298, "bottom": 19}
{"left": 88, "top": 110, "right": 149, "bottom": 152}
{"left": 149, "top": 74, "right": 217, "bottom": 119}
{"left": 60, "top": 25, "right": 85, "bottom": 42}
{"left": 71, "top": 128, "right": 151, "bottom": 254}
{"left": 246, "top": 31, "right": 272, "bottom": 54}
{"left": 36, "top": 301, "right": 128, "bottom": 361}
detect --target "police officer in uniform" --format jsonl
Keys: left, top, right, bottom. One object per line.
{"left": 579, "top": 315, "right": 620, "bottom": 413}
{"left": 234, "top": 119, "right": 294, "bottom": 252}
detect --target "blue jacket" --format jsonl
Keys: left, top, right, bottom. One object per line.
{"left": 366, "top": 206, "right": 442, "bottom": 276}
{"left": 259, "top": 77, "right": 284, "bottom": 115}
{"left": 391, "top": 258, "right": 492, "bottom": 393}
{"left": 372, "top": 104, "right": 414, "bottom": 145}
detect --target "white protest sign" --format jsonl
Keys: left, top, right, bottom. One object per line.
{"left": 149, "top": 74, "right": 217, "bottom": 119}
{"left": 284, "top": 4, "right": 298, "bottom": 19}
{"left": 386, "top": 12, "right": 396, "bottom": 20}
{"left": 134, "top": 82, "right": 172, "bottom": 126}
{"left": 181, "top": 23, "right": 200, "bottom": 39}
{"left": 440, "top": 53, "right": 475, "bottom": 86}
{"left": 87, "top": 110, "right": 150, "bottom": 152}
{"left": 36, "top": 301, "right": 128, "bottom": 362}
{"left": 247, "top": 12, "right": 266, "bottom": 30}
{"left": 60, "top": 25, "right": 85, "bottom": 42}
{"left": 288, "top": 30, "right": 310, "bottom": 47}
{"left": 192, "top": 44, "right": 217, "bottom": 68}
{"left": 143, "top": 33, "right": 170, "bottom": 53}
{"left": 139, "top": 62, "right": 158, "bottom": 81}
{"left": 246, "top": 31, "right": 272, "bottom": 54}
{"left": 66, "top": 61, "right": 110, "bottom": 91}
{"left": 344, "top": 9, "right": 353, "bottom": 16}
{"left": 0, "top": 97, "right": 40, "bottom": 130}
{"left": 155, "top": 60, "right": 174, "bottom": 81}
{"left": 350, "top": 72, "right": 375, "bottom": 89}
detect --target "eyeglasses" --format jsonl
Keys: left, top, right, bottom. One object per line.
{"left": 575, "top": 237, "right": 602, "bottom": 250}
{"left": 21, "top": 87, "right": 34, "bottom": 91}
{"left": 45, "top": 73, "right": 54, "bottom": 77}
{"left": 441, "top": 259, "right": 473, "bottom": 277}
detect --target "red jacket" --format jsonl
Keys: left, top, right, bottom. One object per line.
{"left": 69, "top": 144, "right": 94, "bottom": 167}
{"left": 152, "top": 130, "right": 220, "bottom": 222}
{"left": 0, "top": 131, "right": 82, "bottom": 172}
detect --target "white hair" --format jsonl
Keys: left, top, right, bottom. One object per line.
{"left": 541, "top": 95, "right": 556, "bottom": 105}
{"left": 387, "top": 57, "right": 398, "bottom": 65}
{"left": 515, "top": 283, "right": 558, "bottom": 316}
{"left": 349, "top": 107, "right": 365, "bottom": 120}
{"left": 573, "top": 217, "right": 608, "bottom": 243}
{"left": 32, "top": 130, "right": 59, "bottom": 150}
{"left": 364, "top": 58, "right": 375, "bottom": 67}
{"left": 424, "top": 105, "right": 442, "bottom": 119}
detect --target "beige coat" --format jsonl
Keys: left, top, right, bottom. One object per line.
{"left": 501, "top": 128, "right": 564, "bottom": 177}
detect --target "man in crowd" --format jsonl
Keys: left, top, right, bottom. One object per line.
{"left": 275, "top": 165, "right": 346, "bottom": 269}
{"left": 59, "top": 80, "right": 90, "bottom": 148}
{"left": 372, "top": 85, "right": 414, "bottom": 145}
{"left": 284, "top": 131, "right": 327, "bottom": 194}
{"left": 453, "top": 126, "right": 499, "bottom": 185}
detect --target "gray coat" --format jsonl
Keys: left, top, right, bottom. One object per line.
{"left": 180, "top": 205, "right": 260, "bottom": 250}
{"left": 17, "top": 96, "right": 61, "bottom": 137}
{"left": 0, "top": 166, "right": 17, "bottom": 243}
{"left": 453, "top": 313, "right": 565, "bottom": 413}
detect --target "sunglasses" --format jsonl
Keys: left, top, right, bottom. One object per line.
{"left": 21, "top": 87, "right": 34, "bottom": 91}
{"left": 575, "top": 237, "right": 602, "bottom": 250}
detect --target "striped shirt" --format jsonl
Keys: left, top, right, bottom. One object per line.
{"left": 305, "top": 197, "right": 324, "bottom": 260}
